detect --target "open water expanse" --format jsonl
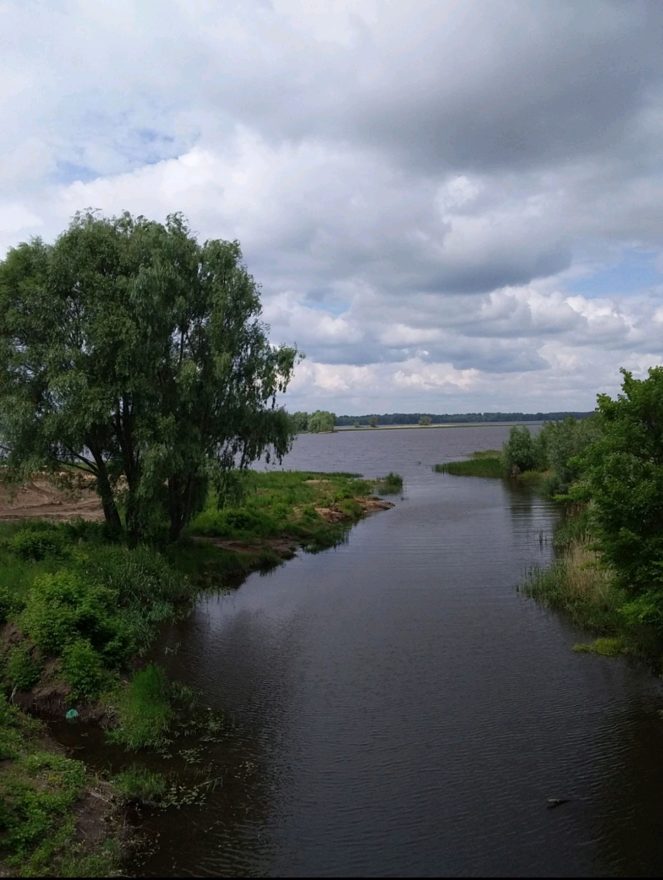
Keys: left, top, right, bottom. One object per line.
{"left": 121, "top": 426, "right": 663, "bottom": 875}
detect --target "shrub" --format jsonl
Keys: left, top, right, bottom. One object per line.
{"left": 9, "top": 524, "right": 68, "bottom": 561}
{"left": 0, "top": 583, "right": 22, "bottom": 623}
{"left": 619, "top": 590, "right": 663, "bottom": 656}
{"left": 5, "top": 644, "right": 42, "bottom": 691}
{"left": 62, "top": 639, "right": 105, "bottom": 699}
{"left": 503, "top": 425, "right": 538, "bottom": 474}
{"left": 21, "top": 571, "right": 119, "bottom": 656}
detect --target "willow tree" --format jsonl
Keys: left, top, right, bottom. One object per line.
{"left": 0, "top": 211, "right": 297, "bottom": 543}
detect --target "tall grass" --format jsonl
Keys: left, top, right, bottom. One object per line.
{"left": 435, "top": 450, "right": 504, "bottom": 478}
{"left": 372, "top": 472, "right": 403, "bottom": 494}
{"left": 106, "top": 664, "right": 173, "bottom": 750}
{"left": 523, "top": 539, "right": 625, "bottom": 634}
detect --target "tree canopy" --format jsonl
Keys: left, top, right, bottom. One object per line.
{"left": 0, "top": 211, "right": 297, "bottom": 543}
{"left": 287, "top": 410, "right": 336, "bottom": 433}
{"left": 578, "top": 367, "right": 663, "bottom": 594}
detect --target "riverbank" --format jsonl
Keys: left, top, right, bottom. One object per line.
{"left": 0, "top": 469, "right": 396, "bottom": 875}
{"left": 436, "top": 446, "right": 662, "bottom": 666}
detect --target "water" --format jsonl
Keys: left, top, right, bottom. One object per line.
{"left": 101, "top": 428, "right": 663, "bottom": 874}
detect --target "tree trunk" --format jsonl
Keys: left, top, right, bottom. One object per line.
{"left": 89, "top": 448, "right": 122, "bottom": 536}
{"left": 167, "top": 475, "right": 186, "bottom": 543}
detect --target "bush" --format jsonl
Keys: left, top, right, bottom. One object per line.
{"left": 503, "top": 425, "right": 538, "bottom": 474}
{"left": 620, "top": 590, "right": 663, "bottom": 656}
{"left": 21, "top": 571, "right": 119, "bottom": 656}
{"left": 9, "top": 524, "right": 68, "bottom": 561}
{"left": 5, "top": 644, "right": 42, "bottom": 691}
{"left": 62, "top": 640, "right": 105, "bottom": 700}
{"left": 0, "top": 583, "right": 22, "bottom": 624}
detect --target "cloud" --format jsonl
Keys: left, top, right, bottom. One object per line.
{"left": 2, "top": 0, "right": 663, "bottom": 411}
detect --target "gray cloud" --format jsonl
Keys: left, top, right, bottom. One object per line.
{"left": 3, "top": 0, "right": 663, "bottom": 411}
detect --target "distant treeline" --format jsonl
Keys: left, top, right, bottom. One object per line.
{"left": 334, "top": 411, "right": 593, "bottom": 427}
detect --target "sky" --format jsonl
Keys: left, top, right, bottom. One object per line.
{"left": 2, "top": 0, "right": 663, "bottom": 415}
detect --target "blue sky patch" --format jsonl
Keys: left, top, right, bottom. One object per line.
{"left": 567, "top": 251, "right": 662, "bottom": 298}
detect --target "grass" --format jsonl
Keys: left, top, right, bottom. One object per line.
{"left": 372, "top": 472, "right": 403, "bottom": 494}
{"left": 523, "top": 538, "right": 625, "bottom": 635}
{"left": 106, "top": 664, "right": 173, "bottom": 751}
{"left": 0, "top": 694, "right": 121, "bottom": 877}
{"left": 435, "top": 450, "right": 504, "bottom": 478}
{"left": 188, "top": 470, "right": 378, "bottom": 551}
{"left": 572, "top": 636, "right": 627, "bottom": 656}
{"left": 114, "top": 766, "right": 168, "bottom": 805}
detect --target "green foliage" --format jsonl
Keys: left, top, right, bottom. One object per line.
{"left": 5, "top": 644, "right": 42, "bottom": 691}
{"left": 9, "top": 522, "right": 68, "bottom": 561}
{"left": 577, "top": 367, "right": 663, "bottom": 596}
{"left": 523, "top": 538, "right": 624, "bottom": 635}
{"left": 189, "top": 470, "right": 373, "bottom": 550}
{"left": 0, "top": 211, "right": 297, "bottom": 544}
{"left": 373, "top": 472, "right": 404, "bottom": 494}
{"left": 80, "top": 544, "right": 185, "bottom": 608}
{"left": 572, "top": 637, "right": 626, "bottom": 656}
{"left": 107, "top": 664, "right": 173, "bottom": 750}
{"left": 618, "top": 591, "right": 663, "bottom": 657}
{"left": 0, "top": 703, "right": 119, "bottom": 880}
{"left": 435, "top": 452, "right": 503, "bottom": 478}
{"left": 535, "top": 415, "right": 602, "bottom": 494}
{"left": 61, "top": 639, "right": 105, "bottom": 700}
{"left": 502, "top": 425, "right": 539, "bottom": 474}
{"left": 0, "top": 582, "right": 23, "bottom": 624}
{"left": 289, "top": 411, "right": 310, "bottom": 433}
{"left": 307, "top": 410, "right": 336, "bottom": 433}
{"left": 21, "top": 571, "right": 118, "bottom": 656}
{"left": 13, "top": 542, "right": 188, "bottom": 673}
{"left": 114, "top": 766, "right": 167, "bottom": 805}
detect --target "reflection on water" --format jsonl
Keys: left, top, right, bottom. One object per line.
{"left": 70, "top": 426, "right": 663, "bottom": 876}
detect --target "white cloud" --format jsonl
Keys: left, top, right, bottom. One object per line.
{"left": 3, "top": 0, "right": 663, "bottom": 411}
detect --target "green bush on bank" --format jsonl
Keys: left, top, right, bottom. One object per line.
{"left": 5, "top": 644, "right": 42, "bottom": 692}
{"left": 62, "top": 639, "right": 106, "bottom": 700}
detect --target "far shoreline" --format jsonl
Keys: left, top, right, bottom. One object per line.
{"left": 305, "top": 420, "right": 545, "bottom": 434}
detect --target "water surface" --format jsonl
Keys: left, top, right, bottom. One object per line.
{"left": 131, "top": 427, "right": 663, "bottom": 876}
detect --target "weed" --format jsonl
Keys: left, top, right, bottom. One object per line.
{"left": 114, "top": 766, "right": 167, "bottom": 805}
{"left": 5, "top": 644, "right": 42, "bottom": 691}
{"left": 373, "top": 472, "right": 403, "bottom": 494}
{"left": 573, "top": 637, "right": 626, "bottom": 656}
{"left": 435, "top": 452, "right": 504, "bottom": 478}
{"left": 106, "top": 664, "right": 173, "bottom": 750}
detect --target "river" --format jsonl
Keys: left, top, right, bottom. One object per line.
{"left": 124, "top": 426, "right": 663, "bottom": 875}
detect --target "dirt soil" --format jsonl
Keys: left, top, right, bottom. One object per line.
{"left": 0, "top": 477, "right": 103, "bottom": 522}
